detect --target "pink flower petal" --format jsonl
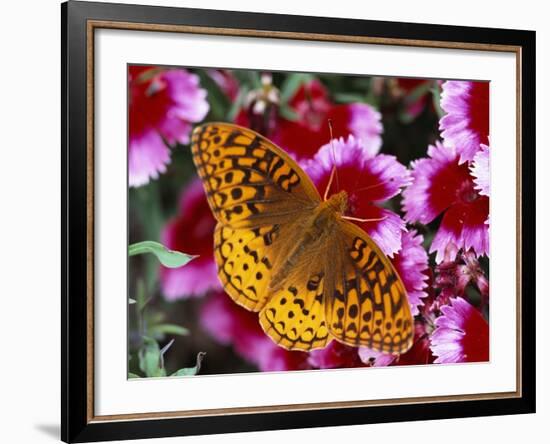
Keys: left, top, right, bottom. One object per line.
{"left": 430, "top": 297, "right": 489, "bottom": 364}
{"left": 358, "top": 347, "right": 396, "bottom": 367}
{"left": 439, "top": 80, "right": 489, "bottom": 164}
{"left": 161, "top": 258, "right": 220, "bottom": 300}
{"left": 346, "top": 103, "right": 383, "bottom": 157}
{"left": 355, "top": 206, "right": 405, "bottom": 258}
{"left": 161, "top": 70, "right": 209, "bottom": 123}
{"left": 361, "top": 153, "right": 412, "bottom": 202}
{"left": 471, "top": 144, "right": 490, "bottom": 197}
{"left": 392, "top": 230, "right": 429, "bottom": 315}
{"left": 158, "top": 116, "right": 194, "bottom": 146}
{"left": 402, "top": 142, "right": 459, "bottom": 224}
{"left": 128, "top": 129, "right": 170, "bottom": 187}
{"left": 199, "top": 292, "right": 235, "bottom": 343}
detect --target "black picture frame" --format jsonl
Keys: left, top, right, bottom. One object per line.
{"left": 61, "top": 1, "right": 536, "bottom": 442}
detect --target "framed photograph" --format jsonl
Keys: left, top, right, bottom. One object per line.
{"left": 61, "top": 0, "right": 536, "bottom": 442}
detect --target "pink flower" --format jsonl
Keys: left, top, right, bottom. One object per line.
{"left": 129, "top": 66, "right": 209, "bottom": 187}
{"left": 160, "top": 179, "right": 220, "bottom": 299}
{"left": 430, "top": 297, "right": 489, "bottom": 363}
{"left": 304, "top": 136, "right": 411, "bottom": 256}
{"left": 392, "top": 230, "right": 429, "bottom": 316}
{"left": 439, "top": 80, "right": 489, "bottom": 164}
{"left": 200, "top": 292, "right": 310, "bottom": 372}
{"left": 470, "top": 144, "right": 490, "bottom": 197}
{"left": 237, "top": 79, "right": 382, "bottom": 159}
{"left": 403, "top": 142, "right": 489, "bottom": 263}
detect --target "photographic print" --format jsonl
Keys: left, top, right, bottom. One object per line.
{"left": 62, "top": 4, "right": 534, "bottom": 440}
{"left": 127, "top": 65, "right": 490, "bottom": 378}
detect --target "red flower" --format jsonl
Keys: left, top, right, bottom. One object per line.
{"left": 237, "top": 79, "right": 382, "bottom": 159}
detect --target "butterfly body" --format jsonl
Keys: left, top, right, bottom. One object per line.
{"left": 191, "top": 123, "right": 413, "bottom": 354}
{"left": 271, "top": 190, "right": 348, "bottom": 290}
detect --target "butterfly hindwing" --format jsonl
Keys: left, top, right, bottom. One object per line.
{"left": 214, "top": 223, "right": 280, "bottom": 312}
{"left": 259, "top": 268, "right": 331, "bottom": 351}
{"left": 325, "top": 221, "right": 413, "bottom": 354}
{"left": 192, "top": 123, "right": 320, "bottom": 228}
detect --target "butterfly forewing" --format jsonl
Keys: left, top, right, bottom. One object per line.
{"left": 191, "top": 123, "right": 320, "bottom": 228}
{"left": 194, "top": 123, "right": 319, "bottom": 313}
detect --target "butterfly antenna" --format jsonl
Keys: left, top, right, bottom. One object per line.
{"left": 354, "top": 178, "right": 395, "bottom": 195}
{"left": 323, "top": 119, "right": 340, "bottom": 201}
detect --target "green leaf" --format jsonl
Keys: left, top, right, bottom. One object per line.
{"left": 150, "top": 324, "right": 190, "bottom": 337}
{"left": 195, "top": 70, "right": 231, "bottom": 121}
{"left": 129, "top": 241, "right": 197, "bottom": 268}
{"left": 128, "top": 372, "right": 141, "bottom": 379}
{"left": 171, "top": 368, "right": 198, "bottom": 377}
{"left": 227, "top": 86, "right": 249, "bottom": 122}
{"left": 279, "top": 105, "right": 299, "bottom": 122}
{"left": 138, "top": 337, "right": 166, "bottom": 377}
{"left": 248, "top": 71, "right": 262, "bottom": 89}
{"left": 170, "top": 352, "right": 206, "bottom": 377}
{"left": 333, "top": 92, "right": 367, "bottom": 104}
{"left": 135, "top": 278, "right": 149, "bottom": 314}
{"left": 404, "top": 81, "right": 433, "bottom": 105}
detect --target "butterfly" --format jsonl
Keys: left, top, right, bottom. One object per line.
{"left": 191, "top": 122, "right": 413, "bottom": 355}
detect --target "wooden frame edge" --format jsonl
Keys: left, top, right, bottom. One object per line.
{"left": 85, "top": 18, "right": 524, "bottom": 424}
{"left": 62, "top": 2, "right": 535, "bottom": 441}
